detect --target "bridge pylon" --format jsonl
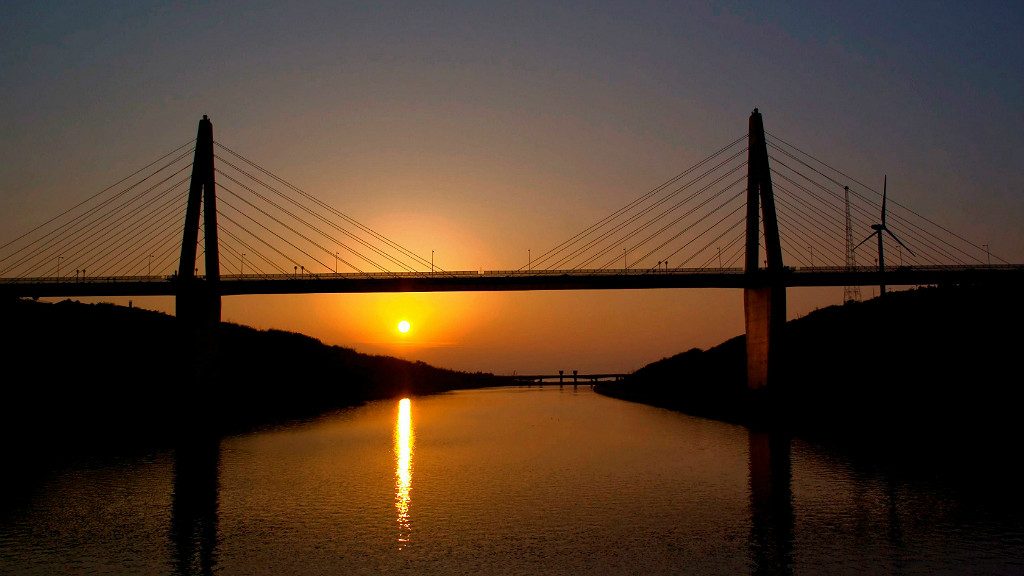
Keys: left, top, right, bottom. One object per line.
{"left": 176, "top": 115, "right": 221, "bottom": 329}
{"left": 744, "top": 109, "right": 786, "bottom": 390}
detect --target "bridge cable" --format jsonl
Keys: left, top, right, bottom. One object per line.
{"left": 766, "top": 133, "right": 998, "bottom": 264}
{"left": 664, "top": 199, "right": 748, "bottom": 270}
{"left": 770, "top": 156, "right": 968, "bottom": 266}
{"left": 216, "top": 206, "right": 309, "bottom": 273}
{"left": 217, "top": 183, "right": 360, "bottom": 274}
{"left": 773, "top": 208, "right": 845, "bottom": 267}
{"left": 564, "top": 161, "right": 748, "bottom": 270}
{"left": 219, "top": 236, "right": 266, "bottom": 277}
{"left": 549, "top": 153, "right": 748, "bottom": 270}
{"left": 769, "top": 153, "right": 961, "bottom": 266}
{"left": 611, "top": 172, "right": 748, "bottom": 268}
{"left": 525, "top": 134, "right": 748, "bottom": 271}
{"left": 772, "top": 186, "right": 853, "bottom": 265}
{"left": 214, "top": 166, "right": 394, "bottom": 274}
{"left": 5, "top": 162, "right": 193, "bottom": 277}
{"left": 217, "top": 221, "right": 288, "bottom": 275}
{"left": 535, "top": 143, "right": 748, "bottom": 270}
{"left": 602, "top": 180, "right": 747, "bottom": 270}
{"left": 697, "top": 221, "right": 746, "bottom": 270}
{"left": 777, "top": 229, "right": 811, "bottom": 268}
{"left": 214, "top": 156, "right": 421, "bottom": 274}
{"left": 0, "top": 139, "right": 195, "bottom": 255}
{"left": 74, "top": 179, "right": 192, "bottom": 276}
{"left": 94, "top": 186, "right": 192, "bottom": 276}
{"left": 214, "top": 142, "right": 440, "bottom": 273}
{"left": 767, "top": 155, "right": 883, "bottom": 235}
{"left": 682, "top": 214, "right": 747, "bottom": 271}
{"left": 0, "top": 149, "right": 194, "bottom": 272}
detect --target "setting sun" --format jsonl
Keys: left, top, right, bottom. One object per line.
{"left": 397, "top": 320, "right": 411, "bottom": 334}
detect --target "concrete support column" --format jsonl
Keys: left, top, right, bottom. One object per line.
{"left": 745, "top": 286, "right": 786, "bottom": 390}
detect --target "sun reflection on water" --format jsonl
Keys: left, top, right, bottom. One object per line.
{"left": 395, "top": 398, "right": 413, "bottom": 549}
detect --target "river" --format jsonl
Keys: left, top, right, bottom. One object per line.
{"left": 2, "top": 386, "right": 1022, "bottom": 575}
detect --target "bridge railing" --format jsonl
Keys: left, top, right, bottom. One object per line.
{"left": 211, "top": 268, "right": 752, "bottom": 281}
{"left": 0, "top": 275, "right": 174, "bottom": 284}
{"left": 787, "top": 264, "right": 1023, "bottom": 273}
{"left": 2, "top": 264, "right": 1022, "bottom": 285}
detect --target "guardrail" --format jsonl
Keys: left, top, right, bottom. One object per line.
{"left": 4, "top": 264, "right": 1020, "bottom": 285}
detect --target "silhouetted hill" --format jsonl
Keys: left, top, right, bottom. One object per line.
{"left": 596, "top": 284, "right": 1024, "bottom": 443}
{"left": 0, "top": 298, "right": 503, "bottom": 446}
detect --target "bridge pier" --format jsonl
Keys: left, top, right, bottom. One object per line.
{"left": 744, "top": 285, "right": 786, "bottom": 390}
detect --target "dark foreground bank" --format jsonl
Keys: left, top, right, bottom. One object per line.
{"left": 596, "top": 284, "right": 1024, "bottom": 448}
{"left": 1, "top": 298, "right": 504, "bottom": 447}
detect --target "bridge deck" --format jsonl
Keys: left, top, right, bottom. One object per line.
{"left": 2, "top": 266, "right": 1022, "bottom": 298}
{"left": 510, "top": 373, "right": 627, "bottom": 381}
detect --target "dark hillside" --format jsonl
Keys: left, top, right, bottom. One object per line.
{"left": 0, "top": 298, "right": 502, "bottom": 446}
{"left": 597, "top": 284, "right": 1023, "bottom": 443}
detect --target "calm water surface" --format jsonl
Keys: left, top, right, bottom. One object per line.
{"left": 2, "top": 386, "right": 1022, "bottom": 575}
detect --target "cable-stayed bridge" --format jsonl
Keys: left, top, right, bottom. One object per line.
{"left": 2, "top": 110, "right": 1020, "bottom": 387}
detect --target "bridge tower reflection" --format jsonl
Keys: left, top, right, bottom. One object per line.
{"left": 748, "top": 430, "right": 794, "bottom": 576}
{"left": 170, "top": 439, "right": 221, "bottom": 576}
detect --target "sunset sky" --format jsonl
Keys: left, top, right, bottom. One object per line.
{"left": 2, "top": 2, "right": 1022, "bottom": 373}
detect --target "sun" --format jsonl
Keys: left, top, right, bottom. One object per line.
{"left": 397, "top": 320, "right": 411, "bottom": 334}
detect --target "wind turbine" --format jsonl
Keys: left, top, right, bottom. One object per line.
{"left": 855, "top": 175, "right": 914, "bottom": 296}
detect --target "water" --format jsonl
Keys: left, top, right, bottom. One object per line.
{"left": 2, "top": 386, "right": 1022, "bottom": 575}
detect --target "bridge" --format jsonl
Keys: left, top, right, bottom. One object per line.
{"left": 509, "top": 372, "right": 627, "bottom": 385}
{"left": 3, "top": 110, "right": 1020, "bottom": 388}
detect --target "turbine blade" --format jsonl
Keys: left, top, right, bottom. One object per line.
{"left": 882, "top": 175, "right": 887, "bottom": 226}
{"left": 854, "top": 231, "right": 877, "bottom": 251}
{"left": 884, "top": 227, "right": 915, "bottom": 256}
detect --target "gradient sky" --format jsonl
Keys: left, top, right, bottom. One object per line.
{"left": 2, "top": 1, "right": 1022, "bottom": 373}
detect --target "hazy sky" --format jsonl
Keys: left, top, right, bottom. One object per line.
{"left": 2, "top": 1, "right": 1022, "bottom": 373}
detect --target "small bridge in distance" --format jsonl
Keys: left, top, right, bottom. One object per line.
{"left": 510, "top": 371, "right": 628, "bottom": 386}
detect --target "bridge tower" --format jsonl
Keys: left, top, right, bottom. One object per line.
{"left": 744, "top": 109, "right": 786, "bottom": 390}
{"left": 176, "top": 115, "right": 221, "bottom": 329}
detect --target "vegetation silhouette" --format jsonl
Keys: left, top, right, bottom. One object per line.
{"left": 597, "top": 284, "right": 1023, "bottom": 450}
{"left": 1, "top": 298, "right": 503, "bottom": 448}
